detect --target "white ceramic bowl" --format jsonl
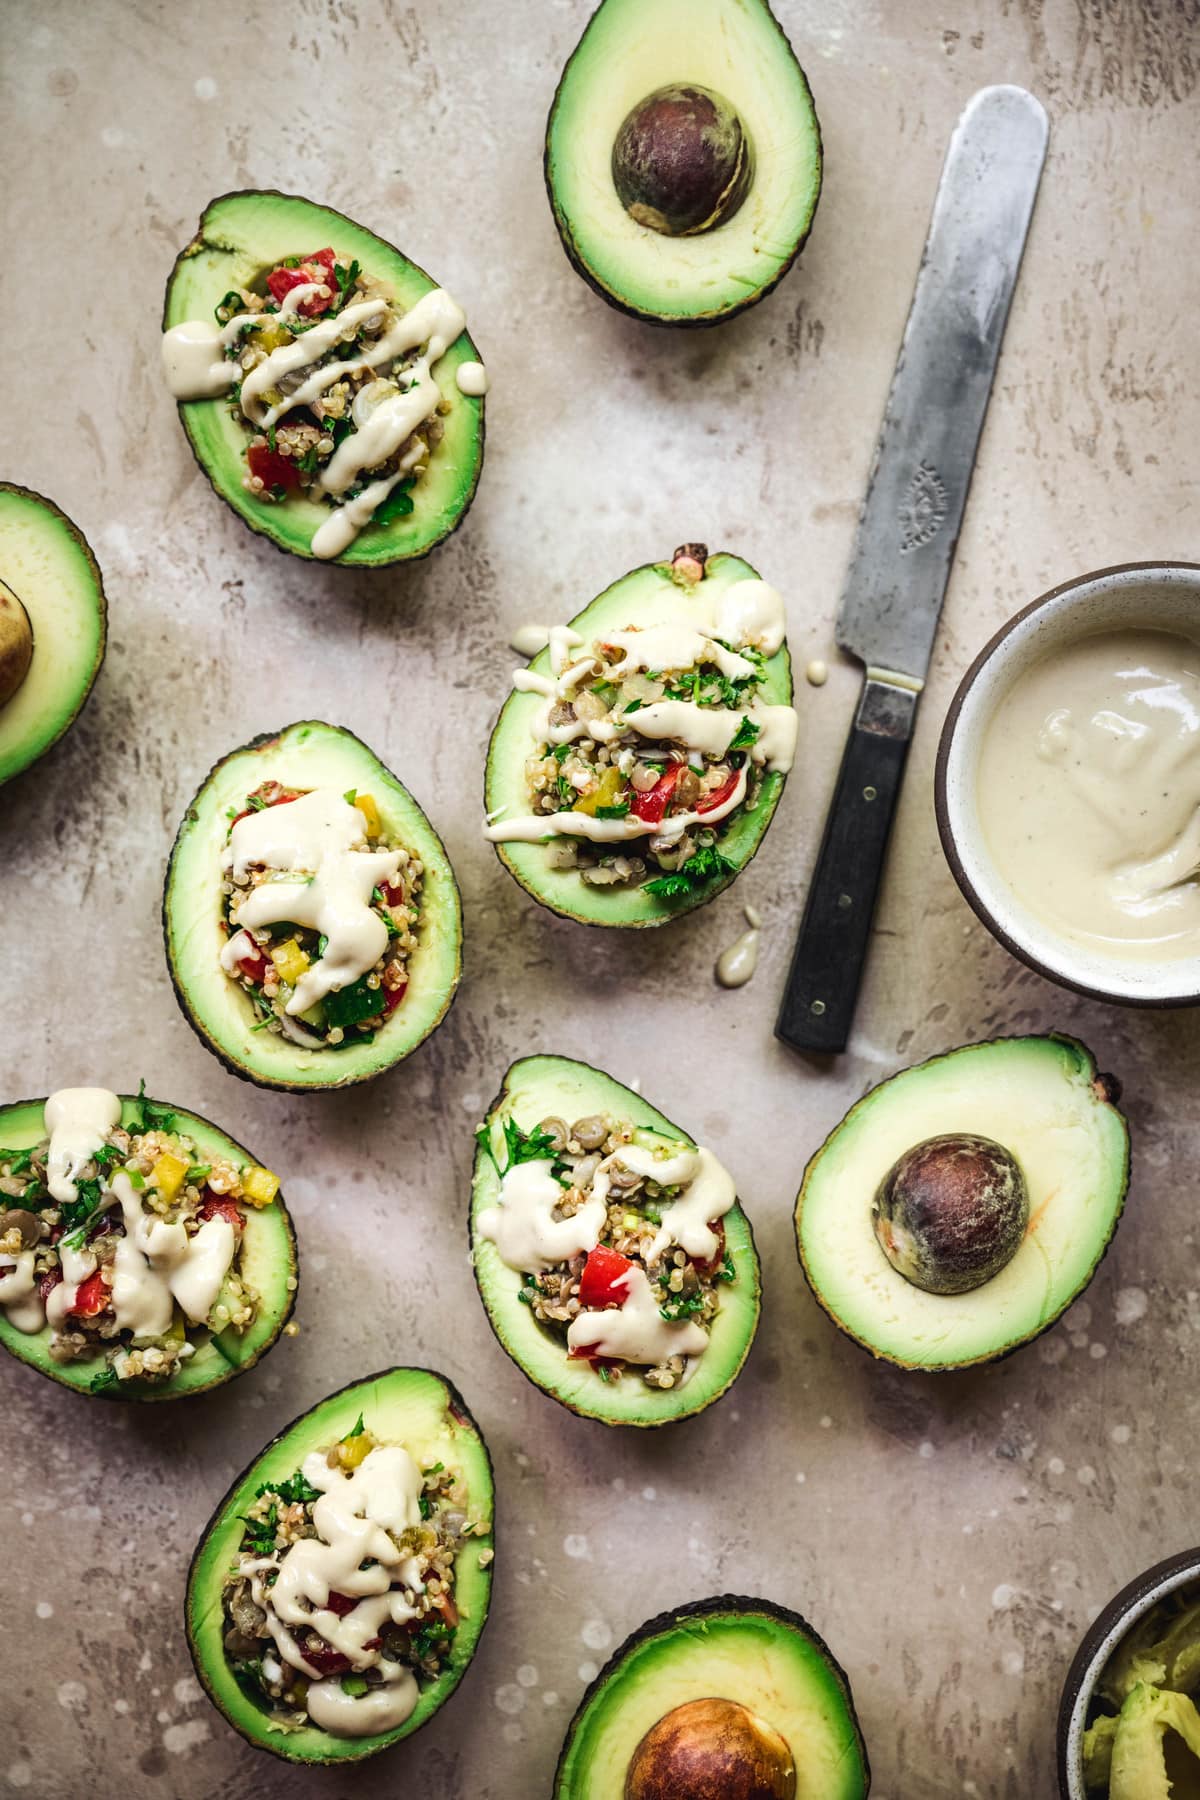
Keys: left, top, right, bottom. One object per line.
{"left": 935, "top": 562, "right": 1200, "bottom": 1006}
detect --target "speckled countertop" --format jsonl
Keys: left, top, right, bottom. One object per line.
{"left": 3, "top": 2, "right": 1199, "bottom": 1795}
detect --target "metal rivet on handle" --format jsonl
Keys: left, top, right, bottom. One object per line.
{"left": 837, "top": 893, "right": 852, "bottom": 910}
{"left": 810, "top": 999, "right": 827, "bottom": 1016}
{"left": 863, "top": 785, "right": 877, "bottom": 802}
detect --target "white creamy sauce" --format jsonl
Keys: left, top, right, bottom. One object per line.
{"left": 0, "top": 1251, "right": 41, "bottom": 1333}
{"left": 247, "top": 1443, "right": 426, "bottom": 1737}
{"left": 977, "top": 628, "right": 1200, "bottom": 960}
{"left": 224, "top": 788, "right": 401, "bottom": 1015}
{"left": 44, "top": 1087, "right": 122, "bottom": 1203}
{"left": 805, "top": 658, "right": 829, "bottom": 687}
{"left": 476, "top": 1159, "right": 607, "bottom": 1271}
{"left": 601, "top": 625, "right": 755, "bottom": 682}
{"left": 455, "top": 360, "right": 489, "bottom": 396}
{"left": 716, "top": 905, "right": 763, "bottom": 989}
{"left": 566, "top": 1266, "right": 709, "bottom": 1365}
{"left": 510, "top": 623, "right": 551, "bottom": 658}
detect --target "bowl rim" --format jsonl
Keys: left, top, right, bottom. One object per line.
{"left": 1055, "top": 1544, "right": 1200, "bottom": 1797}
{"left": 934, "top": 559, "right": 1200, "bottom": 1008}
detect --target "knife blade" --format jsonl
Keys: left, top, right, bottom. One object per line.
{"left": 776, "top": 84, "right": 1048, "bottom": 1056}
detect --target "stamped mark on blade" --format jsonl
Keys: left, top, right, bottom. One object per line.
{"left": 898, "top": 462, "right": 948, "bottom": 553}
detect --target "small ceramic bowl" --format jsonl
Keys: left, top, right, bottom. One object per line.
{"left": 1056, "top": 1546, "right": 1200, "bottom": 1797}
{"left": 936, "top": 561, "right": 1200, "bottom": 1006}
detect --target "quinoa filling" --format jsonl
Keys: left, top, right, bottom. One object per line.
{"left": 223, "top": 1418, "right": 490, "bottom": 1739}
{"left": 476, "top": 1111, "right": 739, "bottom": 1390}
{"left": 221, "top": 782, "right": 422, "bottom": 1050}
{"left": 0, "top": 1086, "right": 279, "bottom": 1389}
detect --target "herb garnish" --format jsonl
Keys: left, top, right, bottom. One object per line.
{"left": 643, "top": 844, "right": 737, "bottom": 901}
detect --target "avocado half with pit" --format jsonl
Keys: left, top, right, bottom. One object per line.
{"left": 470, "top": 1054, "right": 761, "bottom": 1426}
{"left": 796, "top": 1035, "right": 1130, "bottom": 1371}
{"left": 0, "top": 484, "right": 106, "bottom": 785}
{"left": 555, "top": 1594, "right": 869, "bottom": 1798}
{"left": 186, "top": 1366, "right": 494, "bottom": 1764}
{"left": 545, "top": 0, "right": 822, "bottom": 325}
{"left": 162, "top": 190, "right": 485, "bottom": 564}
{"left": 0, "top": 1092, "right": 296, "bottom": 1400}
{"left": 163, "top": 720, "right": 463, "bottom": 1091}
{"left": 485, "top": 550, "right": 793, "bottom": 927}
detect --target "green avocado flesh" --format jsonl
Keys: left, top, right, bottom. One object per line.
{"left": 797, "top": 1035, "right": 1130, "bottom": 1370}
{"left": 0, "top": 484, "right": 106, "bottom": 785}
{"left": 163, "top": 721, "right": 463, "bottom": 1091}
{"left": 0, "top": 1094, "right": 296, "bottom": 1400}
{"left": 554, "top": 1597, "right": 869, "bottom": 1798}
{"left": 162, "top": 190, "right": 484, "bottom": 565}
{"left": 545, "top": 0, "right": 822, "bottom": 325}
{"left": 470, "top": 1055, "right": 760, "bottom": 1426}
{"left": 186, "top": 1367, "right": 494, "bottom": 1763}
{"left": 485, "top": 552, "right": 793, "bottom": 927}
{"left": 1084, "top": 1586, "right": 1200, "bottom": 1797}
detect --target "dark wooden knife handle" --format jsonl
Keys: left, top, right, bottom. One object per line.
{"left": 775, "top": 675, "right": 920, "bottom": 1056}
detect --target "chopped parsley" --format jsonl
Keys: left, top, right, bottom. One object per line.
{"left": 595, "top": 802, "right": 631, "bottom": 819}
{"left": 257, "top": 1467, "right": 321, "bottom": 1507}
{"left": 130, "top": 1079, "right": 176, "bottom": 1136}
{"left": 716, "top": 1253, "right": 737, "bottom": 1284}
{"left": 89, "top": 1366, "right": 122, "bottom": 1395}
{"left": 346, "top": 1413, "right": 366, "bottom": 1439}
{"left": 372, "top": 478, "right": 415, "bottom": 527}
{"left": 240, "top": 1505, "right": 279, "bottom": 1556}
{"left": 475, "top": 1115, "right": 561, "bottom": 1176}
{"left": 643, "top": 844, "right": 737, "bottom": 901}
{"left": 729, "top": 716, "right": 760, "bottom": 751}
{"left": 659, "top": 1290, "right": 705, "bottom": 1323}
{"left": 334, "top": 257, "right": 361, "bottom": 298}
{"left": 0, "top": 1146, "right": 35, "bottom": 1177}
{"left": 59, "top": 1177, "right": 110, "bottom": 1246}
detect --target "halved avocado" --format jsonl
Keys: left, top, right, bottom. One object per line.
{"left": 186, "top": 1366, "right": 494, "bottom": 1764}
{"left": 796, "top": 1035, "right": 1130, "bottom": 1371}
{"left": 470, "top": 1054, "right": 760, "bottom": 1426}
{"left": 485, "top": 550, "right": 793, "bottom": 927}
{"left": 554, "top": 1595, "right": 870, "bottom": 1798}
{"left": 545, "top": 0, "right": 822, "bottom": 326}
{"left": 163, "top": 721, "right": 462, "bottom": 1091}
{"left": 0, "top": 484, "right": 106, "bottom": 785}
{"left": 162, "top": 190, "right": 485, "bottom": 565}
{"left": 0, "top": 1092, "right": 296, "bottom": 1400}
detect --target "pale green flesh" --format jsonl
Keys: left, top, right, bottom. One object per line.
{"left": 797, "top": 1036, "right": 1130, "bottom": 1370}
{"left": 547, "top": 0, "right": 822, "bottom": 323}
{"left": 470, "top": 1054, "right": 760, "bottom": 1424}
{"left": 187, "top": 1368, "right": 494, "bottom": 1763}
{"left": 0, "top": 1096, "right": 296, "bottom": 1399}
{"left": 484, "top": 554, "right": 793, "bottom": 927}
{"left": 163, "top": 191, "right": 484, "bottom": 565}
{"left": 164, "top": 721, "right": 463, "bottom": 1090}
{"left": 555, "top": 1605, "right": 867, "bottom": 1799}
{"left": 0, "top": 486, "right": 105, "bottom": 785}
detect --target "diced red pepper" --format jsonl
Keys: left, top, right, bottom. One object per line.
{"left": 300, "top": 1639, "right": 351, "bottom": 1678}
{"left": 578, "top": 1245, "right": 634, "bottom": 1309}
{"left": 229, "top": 792, "right": 301, "bottom": 830}
{"left": 630, "top": 762, "right": 687, "bottom": 826}
{"left": 265, "top": 247, "right": 337, "bottom": 316}
{"left": 246, "top": 442, "right": 302, "bottom": 495}
{"left": 198, "top": 1192, "right": 245, "bottom": 1233}
{"left": 70, "top": 1270, "right": 110, "bottom": 1318}
{"left": 38, "top": 1268, "right": 62, "bottom": 1303}
{"left": 381, "top": 980, "right": 407, "bottom": 1016}
{"left": 434, "top": 1591, "right": 459, "bottom": 1629}
{"left": 224, "top": 933, "right": 267, "bottom": 983}
{"left": 691, "top": 1219, "right": 726, "bottom": 1274}
{"left": 381, "top": 877, "right": 405, "bottom": 906}
{"left": 323, "top": 1591, "right": 358, "bottom": 1617}
{"left": 696, "top": 767, "right": 741, "bottom": 815}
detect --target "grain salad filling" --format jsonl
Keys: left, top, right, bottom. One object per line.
{"left": 162, "top": 246, "right": 486, "bottom": 559}
{"left": 0, "top": 1086, "right": 279, "bottom": 1388}
{"left": 223, "top": 1418, "right": 489, "bottom": 1739}
{"left": 476, "top": 1109, "right": 739, "bottom": 1388}
{"left": 484, "top": 554, "right": 799, "bottom": 899}
{"left": 221, "top": 783, "right": 422, "bottom": 1050}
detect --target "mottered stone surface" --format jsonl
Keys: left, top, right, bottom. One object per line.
{"left": 3, "top": 2, "right": 1198, "bottom": 1795}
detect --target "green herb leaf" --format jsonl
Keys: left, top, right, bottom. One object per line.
{"left": 372, "top": 478, "right": 415, "bottom": 527}
{"left": 344, "top": 789, "right": 357, "bottom": 805}
{"left": 502, "top": 1116, "right": 558, "bottom": 1170}
{"left": 214, "top": 289, "right": 244, "bottom": 322}
{"left": 659, "top": 1291, "right": 705, "bottom": 1322}
{"left": 89, "top": 1366, "right": 122, "bottom": 1395}
{"left": 340, "top": 1672, "right": 369, "bottom": 1697}
{"left": 334, "top": 257, "right": 361, "bottom": 296}
{"left": 185, "top": 1164, "right": 211, "bottom": 1184}
{"left": 239, "top": 1504, "right": 278, "bottom": 1556}
{"left": 418, "top": 1495, "right": 432, "bottom": 1520}
{"left": 729, "top": 716, "right": 760, "bottom": 751}
{"left": 0, "top": 1146, "right": 36, "bottom": 1177}
{"left": 643, "top": 844, "right": 737, "bottom": 902}
{"left": 717, "top": 1253, "right": 737, "bottom": 1284}
{"left": 346, "top": 1413, "right": 366, "bottom": 1439}
{"left": 59, "top": 1176, "right": 110, "bottom": 1243}
{"left": 267, "top": 423, "right": 277, "bottom": 453}
{"left": 623, "top": 698, "right": 644, "bottom": 715}
{"left": 595, "top": 802, "right": 630, "bottom": 819}
{"left": 259, "top": 1468, "right": 321, "bottom": 1507}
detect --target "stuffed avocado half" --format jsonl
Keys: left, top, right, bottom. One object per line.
{"left": 164, "top": 721, "right": 463, "bottom": 1091}
{"left": 470, "top": 1054, "right": 760, "bottom": 1426}
{"left": 0, "top": 484, "right": 106, "bottom": 786}
{"left": 161, "top": 190, "right": 486, "bottom": 564}
{"left": 545, "top": 0, "right": 822, "bottom": 325}
{"left": 797, "top": 1035, "right": 1130, "bottom": 1371}
{"left": 485, "top": 545, "right": 796, "bottom": 927}
{"left": 186, "top": 1366, "right": 494, "bottom": 1763}
{"left": 555, "top": 1595, "right": 869, "bottom": 1799}
{"left": 0, "top": 1086, "right": 296, "bottom": 1399}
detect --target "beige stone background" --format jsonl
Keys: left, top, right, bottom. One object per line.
{"left": 3, "top": 1, "right": 1199, "bottom": 1795}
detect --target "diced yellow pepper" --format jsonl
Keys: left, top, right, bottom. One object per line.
{"left": 337, "top": 1428, "right": 377, "bottom": 1469}
{"left": 151, "top": 1151, "right": 190, "bottom": 1203}
{"left": 575, "top": 765, "right": 626, "bottom": 818}
{"left": 241, "top": 1165, "right": 279, "bottom": 1209}
{"left": 354, "top": 792, "right": 381, "bottom": 837}
{"left": 253, "top": 322, "right": 291, "bottom": 353}
{"left": 270, "top": 937, "right": 310, "bottom": 986}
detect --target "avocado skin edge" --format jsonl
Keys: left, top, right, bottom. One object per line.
{"left": 161, "top": 189, "right": 485, "bottom": 566}
{"left": 183, "top": 1365, "right": 496, "bottom": 1766}
{"left": 468, "top": 1055, "right": 762, "bottom": 1427}
{"left": 542, "top": 2, "right": 824, "bottom": 328}
{"left": 552, "top": 1592, "right": 870, "bottom": 1795}
{"left": 794, "top": 1033, "right": 1132, "bottom": 1373}
{"left": 161, "top": 721, "right": 464, "bottom": 1093}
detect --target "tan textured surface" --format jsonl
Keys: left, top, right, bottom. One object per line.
{"left": 3, "top": 2, "right": 1198, "bottom": 1795}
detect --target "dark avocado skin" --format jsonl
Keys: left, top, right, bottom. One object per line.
{"left": 553, "top": 1594, "right": 871, "bottom": 1795}
{"left": 161, "top": 189, "right": 485, "bottom": 565}
{"left": 184, "top": 1365, "right": 495, "bottom": 1766}
{"left": 161, "top": 721, "right": 464, "bottom": 1094}
{"left": 796, "top": 1034, "right": 1131, "bottom": 1373}
{"left": 543, "top": 4, "right": 823, "bottom": 328}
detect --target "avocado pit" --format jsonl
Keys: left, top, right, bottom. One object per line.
{"left": 625, "top": 1696, "right": 796, "bottom": 1800}
{"left": 872, "top": 1132, "right": 1029, "bottom": 1296}
{"left": 0, "top": 579, "right": 33, "bottom": 708}
{"left": 612, "top": 84, "right": 754, "bottom": 236}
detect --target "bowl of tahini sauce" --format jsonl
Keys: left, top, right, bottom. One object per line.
{"left": 936, "top": 563, "right": 1200, "bottom": 1005}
